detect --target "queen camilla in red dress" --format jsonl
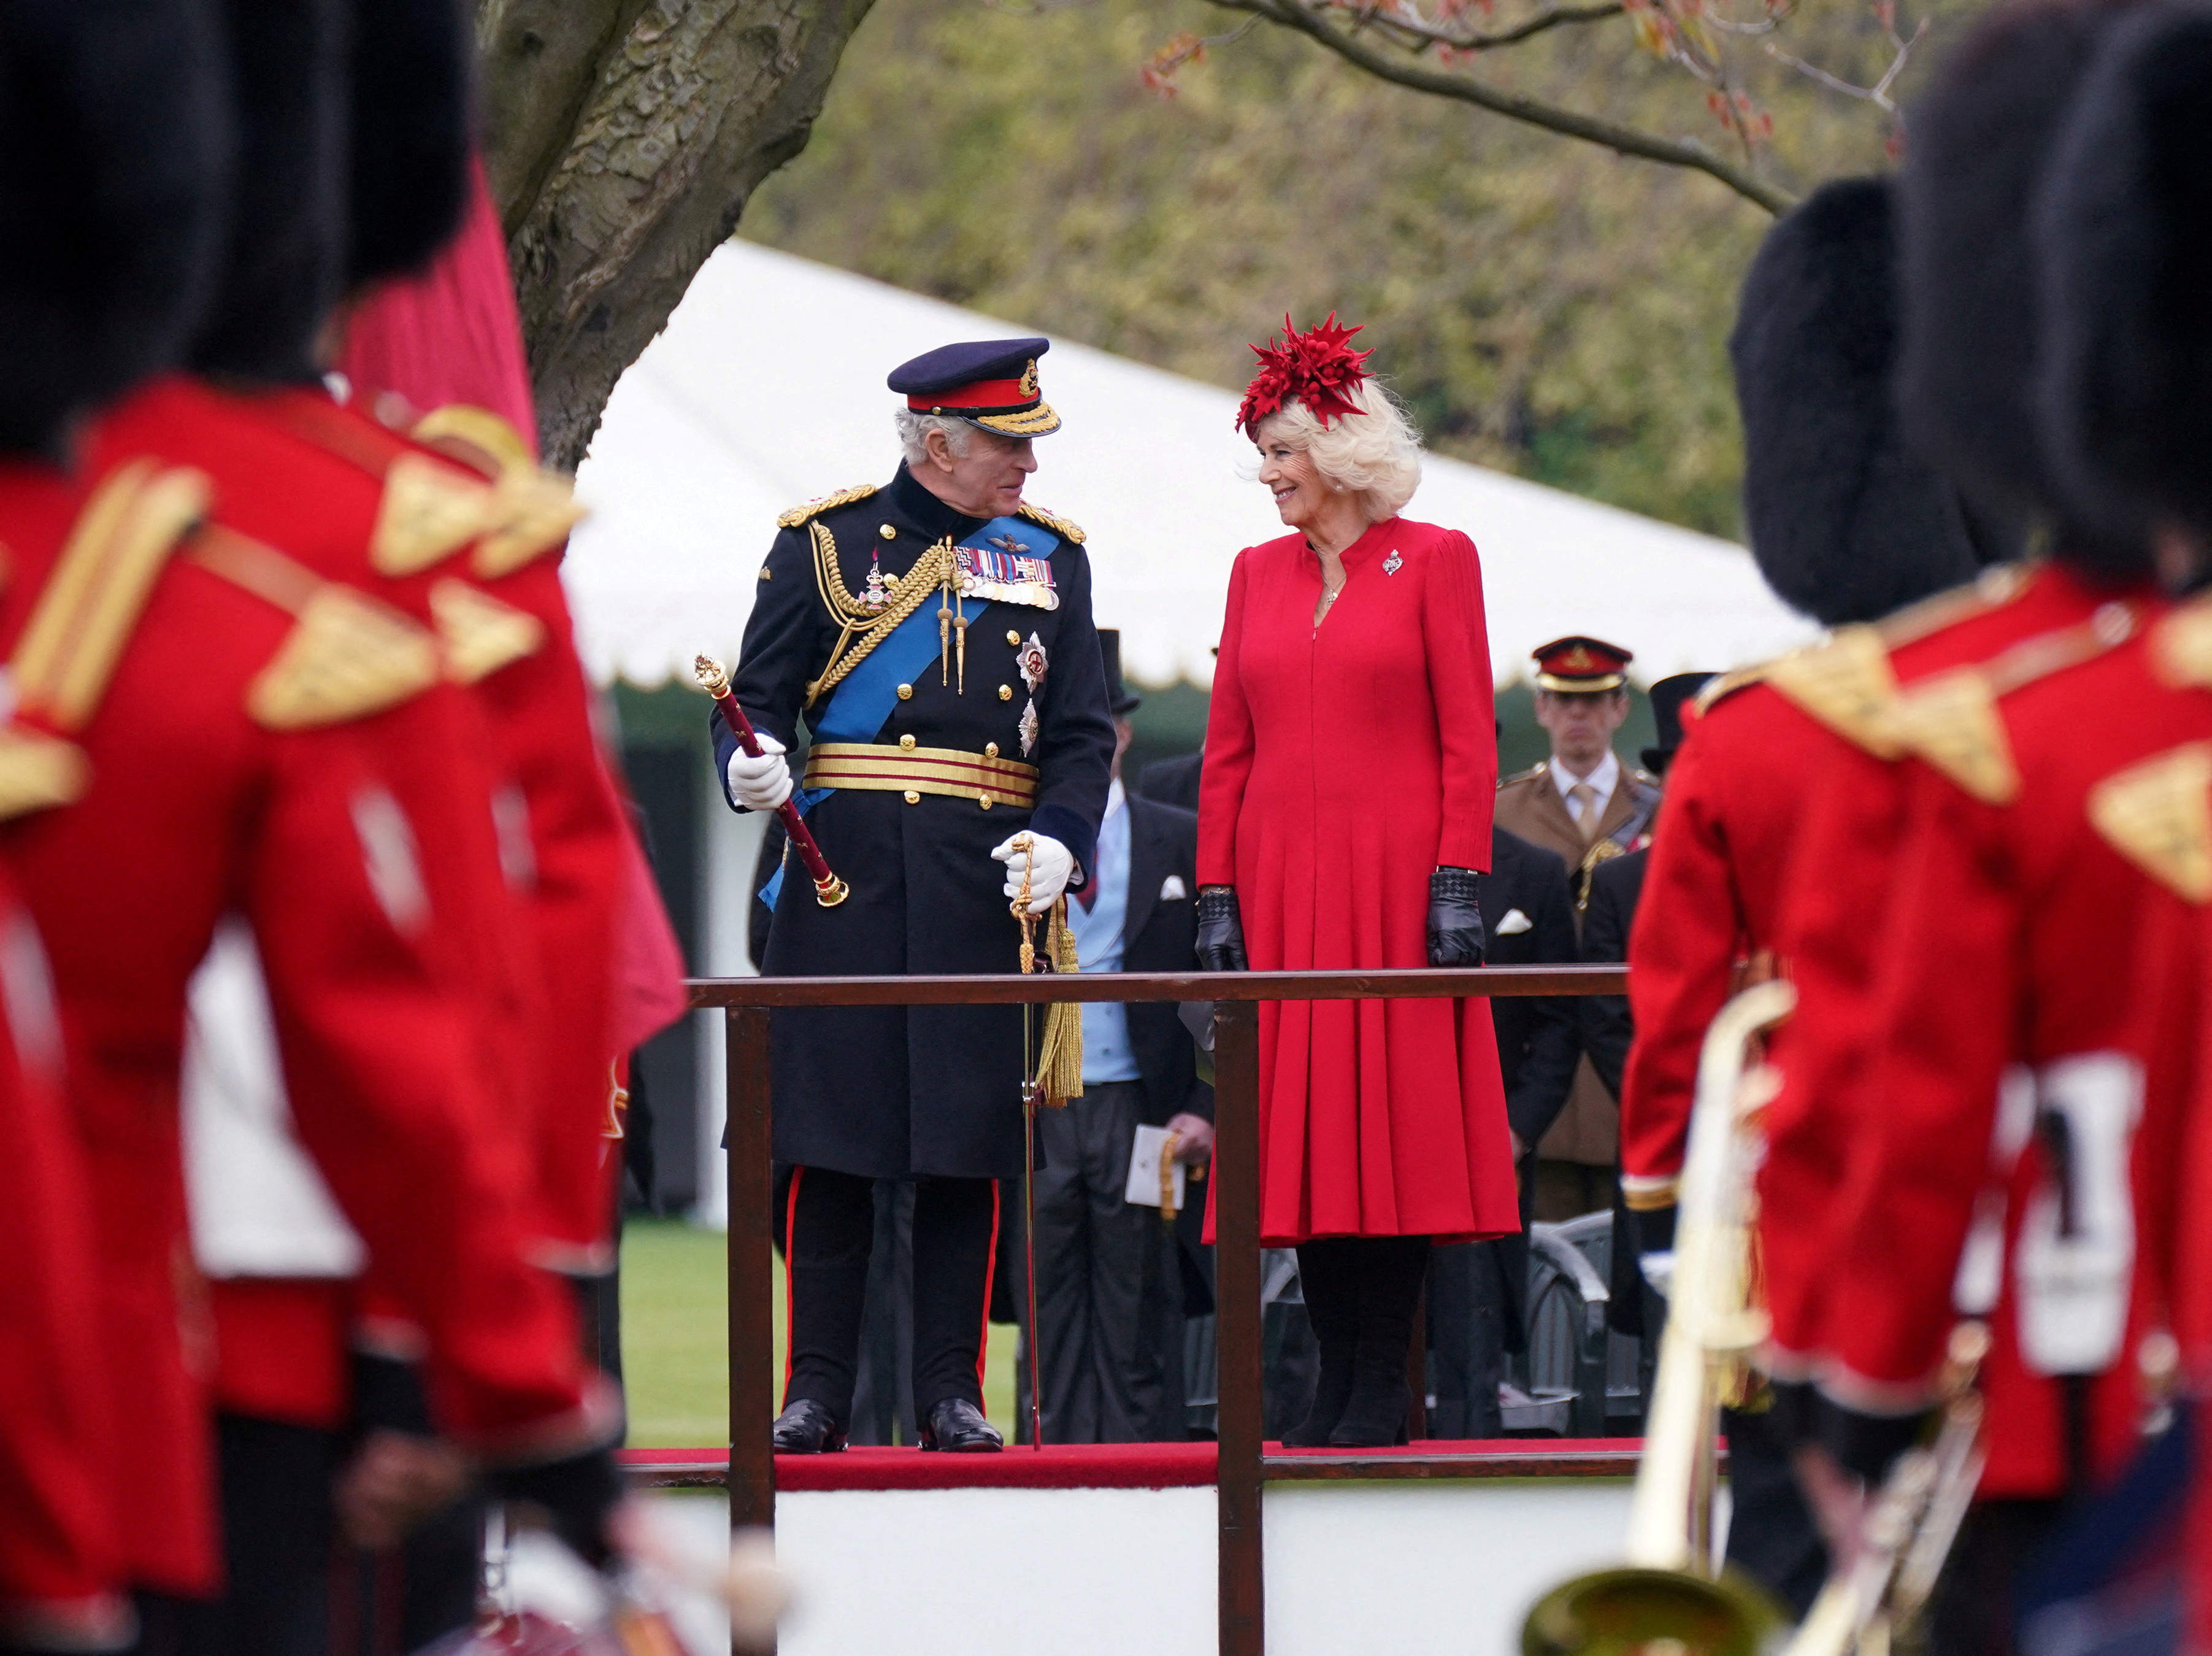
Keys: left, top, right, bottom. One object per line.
{"left": 1196, "top": 317, "right": 1518, "bottom": 1446}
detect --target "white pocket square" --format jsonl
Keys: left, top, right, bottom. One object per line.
{"left": 1160, "top": 874, "right": 1188, "bottom": 901}
{"left": 1497, "top": 908, "right": 1532, "bottom": 935}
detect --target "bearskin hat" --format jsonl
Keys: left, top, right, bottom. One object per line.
{"left": 1895, "top": 0, "right": 2146, "bottom": 571}
{"left": 186, "top": 0, "right": 348, "bottom": 382}
{"left": 346, "top": 0, "right": 474, "bottom": 287}
{"left": 2034, "top": 1, "right": 2212, "bottom": 544}
{"left": 1730, "top": 177, "right": 2003, "bottom": 626}
{"left": 0, "top": 0, "right": 229, "bottom": 455}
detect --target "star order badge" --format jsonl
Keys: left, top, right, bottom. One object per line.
{"left": 1018, "top": 633, "right": 1048, "bottom": 692}
{"left": 1019, "top": 698, "right": 1040, "bottom": 757}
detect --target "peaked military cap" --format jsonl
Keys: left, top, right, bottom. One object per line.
{"left": 889, "top": 336, "right": 1061, "bottom": 437}
{"left": 1532, "top": 636, "right": 1632, "bottom": 693}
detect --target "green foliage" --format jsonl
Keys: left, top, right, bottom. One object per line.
{"left": 740, "top": 0, "right": 1962, "bottom": 535}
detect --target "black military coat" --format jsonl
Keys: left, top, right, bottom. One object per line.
{"left": 716, "top": 463, "right": 1115, "bottom": 1180}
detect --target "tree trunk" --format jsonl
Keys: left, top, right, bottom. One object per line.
{"left": 475, "top": 0, "right": 878, "bottom": 470}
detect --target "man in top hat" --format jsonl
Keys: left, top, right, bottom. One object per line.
{"left": 1015, "top": 630, "right": 1210, "bottom": 1443}
{"left": 716, "top": 337, "right": 1114, "bottom": 1453}
{"left": 1495, "top": 635, "right": 1662, "bottom": 1219}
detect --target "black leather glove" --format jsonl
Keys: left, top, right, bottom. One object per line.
{"left": 1426, "top": 866, "right": 1486, "bottom": 966}
{"left": 489, "top": 1443, "right": 624, "bottom": 1568}
{"left": 1195, "top": 886, "right": 1248, "bottom": 973}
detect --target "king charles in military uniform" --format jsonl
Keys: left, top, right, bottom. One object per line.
{"left": 1495, "top": 636, "right": 1662, "bottom": 1217}
{"left": 715, "top": 337, "right": 1114, "bottom": 1452}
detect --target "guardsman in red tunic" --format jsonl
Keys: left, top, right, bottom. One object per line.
{"left": 1753, "top": 9, "right": 2207, "bottom": 1648}
{"left": 0, "top": 4, "right": 226, "bottom": 1644}
{"left": 0, "top": 12, "right": 629, "bottom": 1639}
{"left": 1613, "top": 176, "right": 2010, "bottom": 1618}
{"left": 2018, "top": 9, "right": 2212, "bottom": 1643}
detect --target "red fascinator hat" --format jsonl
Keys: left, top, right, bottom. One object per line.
{"left": 1235, "top": 313, "right": 1375, "bottom": 433}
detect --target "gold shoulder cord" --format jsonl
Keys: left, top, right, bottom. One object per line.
{"left": 803, "top": 522, "right": 956, "bottom": 709}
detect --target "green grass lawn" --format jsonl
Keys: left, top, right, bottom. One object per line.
{"left": 619, "top": 1216, "right": 1018, "bottom": 1447}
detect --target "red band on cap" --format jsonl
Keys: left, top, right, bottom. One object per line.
{"left": 908, "top": 377, "right": 1031, "bottom": 412}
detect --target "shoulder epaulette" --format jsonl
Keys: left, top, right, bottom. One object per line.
{"left": 1889, "top": 599, "right": 2139, "bottom": 808}
{"left": 372, "top": 453, "right": 498, "bottom": 576}
{"left": 1889, "top": 668, "right": 2018, "bottom": 804}
{"left": 1498, "top": 762, "right": 1547, "bottom": 788}
{"left": 1873, "top": 562, "right": 2037, "bottom": 650}
{"left": 1691, "top": 661, "right": 1771, "bottom": 715}
{"left": 404, "top": 406, "right": 586, "bottom": 579}
{"left": 2088, "top": 742, "right": 2212, "bottom": 901}
{"left": 2150, "top": 592, "right": 2212, "bottom": 688}
{"left": 1765, "top": 626, "right": 1903, "bottom": 758}
{"left": 12, "top": 461, "right": 210, "bottom": 733}
{"left": 1016, "top": 502, "right": 1085, "bottom": 544}
{"left": 430, "top": 579, "right": 546, "bottom": 682}
{"left": 0, "top": 728, "right": 90, "bottom": 821}
{"left": 777, "top": 483, "right": 880, "bottom": 530}
{"left": 188, "top": 525, "right": 439, "bottom": 729}
{"left": 474, "top": 468, "right": 588, "bottom": 580}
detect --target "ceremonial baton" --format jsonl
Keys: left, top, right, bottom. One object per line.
{"left": 694, "top": 655, "right": 849, "bottom": 907}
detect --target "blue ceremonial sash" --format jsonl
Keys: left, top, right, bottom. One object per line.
{"left": 760, "top": 515, "right": 1059, "bottom": 910}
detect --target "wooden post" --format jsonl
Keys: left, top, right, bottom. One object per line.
{"left": 1213, "top": 1000, "right": 1265, "bottom": 1656}
{"left": 726, "top": 1006, "right": 777, "bottom": 1655}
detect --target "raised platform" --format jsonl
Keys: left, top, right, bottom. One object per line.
{"left": 621, "top": 1442, "right": 1658, "bottom": 1656}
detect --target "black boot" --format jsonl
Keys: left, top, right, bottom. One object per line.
{"left": 1330, "top": 1236, "right": 1431, "bottom": 1448}
{"left": 1281, "top": 1240, "right": 1357, "bottom": 1447}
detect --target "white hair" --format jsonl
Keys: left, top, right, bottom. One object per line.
{"left": 1254, "top": 379, "right": 1424, "bottom": 522}
{"left": 894, "top": 408, "right": 976, "bottom": 467}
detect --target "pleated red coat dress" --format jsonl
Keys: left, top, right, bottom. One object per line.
{"left": 1198, "top": 517, "right": 1519, "bottom": 1245}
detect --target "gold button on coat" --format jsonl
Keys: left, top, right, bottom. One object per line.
{"left": 999, "top": 685, "right": 1012, "bottom": 701}
{"left": 880, "top": 524, "right": 897, "bottom": 539}
{"left": 897, "top": 684, "right": 913, "bottom": 700}
{"left": 1006, "top": 630, "right": 1020, "bottom": 645}
{"left": 904, "top": 790, "right": 921, "bottom": 804}
{"left": 985, "top": 743, "right": 999, "bottom": 758}
{"left": 899, "top": 734, "right": 916, "bottom": 750}
{"left": 978, "top": 795, "right": 993, "bottom": 810}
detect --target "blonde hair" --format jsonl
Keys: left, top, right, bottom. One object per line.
{"left": 1254, "top": 379, "right": 1424, "bottom": 522}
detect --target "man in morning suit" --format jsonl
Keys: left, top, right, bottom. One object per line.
{"left": 1019, "top": 633, "right": 1213, "bottom": 1442}
{"left": 716, "top": 339, "right": 1115, "bottom": 1452}
{"left": 1494, "top": 637, "right": 1664, "bottom": 1220}
{"left": 1427, "top": 821, "right": 1580, "bottom": 1436}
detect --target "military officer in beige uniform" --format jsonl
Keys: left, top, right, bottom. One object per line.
{"left": 1493, "top": 637, "right": 1661, "bottom": 1220}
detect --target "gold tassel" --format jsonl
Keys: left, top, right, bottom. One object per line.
{"left": 1159, "top": 1130, "right": 1180, "bottom": 1225}
{"left": 1017, "top": 895, "right": 1084, "bottom": 1109}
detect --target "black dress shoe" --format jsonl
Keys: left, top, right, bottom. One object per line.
{"left": 919, "top": 1398, "right": 1003, "bottom": 1452}
{"left": 771, "top": 1400, "right": 847, "bottom": 1453}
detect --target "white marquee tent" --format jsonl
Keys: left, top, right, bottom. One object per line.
{"left": 563, "top": 241, "right": 1816, "bottom": 693}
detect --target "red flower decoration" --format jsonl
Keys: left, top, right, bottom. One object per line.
{"left": 1235, "top": 312, "right": 1375, "bottom": 433}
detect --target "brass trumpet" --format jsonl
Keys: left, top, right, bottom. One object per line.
{"left": 1521, "top": 980, "right": 1798, "bottom": 1656}
{"left": 1781, "top": 1323, "right": 1990, "bottom": 1656}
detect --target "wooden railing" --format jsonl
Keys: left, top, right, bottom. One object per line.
{"left": 686, "top": 963, "right": 1629, "bottom": 1656}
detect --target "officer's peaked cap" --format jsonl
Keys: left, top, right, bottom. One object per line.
{"left": 890, "top": 337, "right": 1061, "bottom": 437}
{"left": 345, "top": 0, "right": 474, "bottom": 287}
{"left": 189, "top": 0, "right": 348, "bottom": 383}
{"left": 1730, "top": 177, "right": 1995, "bottom": 628}
{"left": 1896, "top": 0, "right": 2151, "bottom": 576}
{"left": 1531, "top": 636, "right": 1631, "bottom": 693}
{"left": 2035, "top": 0, "right": 2212, "bottom": 545}
{"left": 0, "top": 0, "right": 230, "bottom": 455}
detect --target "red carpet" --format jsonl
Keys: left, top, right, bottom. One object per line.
{"left": 618, "top": 1438, "right": 1649, "bottom": 1490}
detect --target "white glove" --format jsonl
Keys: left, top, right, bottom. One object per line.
{"left": 725, "top": 734, "right": 791, "bottom": 813}
{"left": 992, "top": 832, "right": 1075, "bottom": 914}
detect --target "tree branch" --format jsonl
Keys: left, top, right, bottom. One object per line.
{"left": 1343, "top": 1, "right": 1624, "bottom": 55}
{"left": 1208, "top": 0, "right": 1795, "bottom": 213}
